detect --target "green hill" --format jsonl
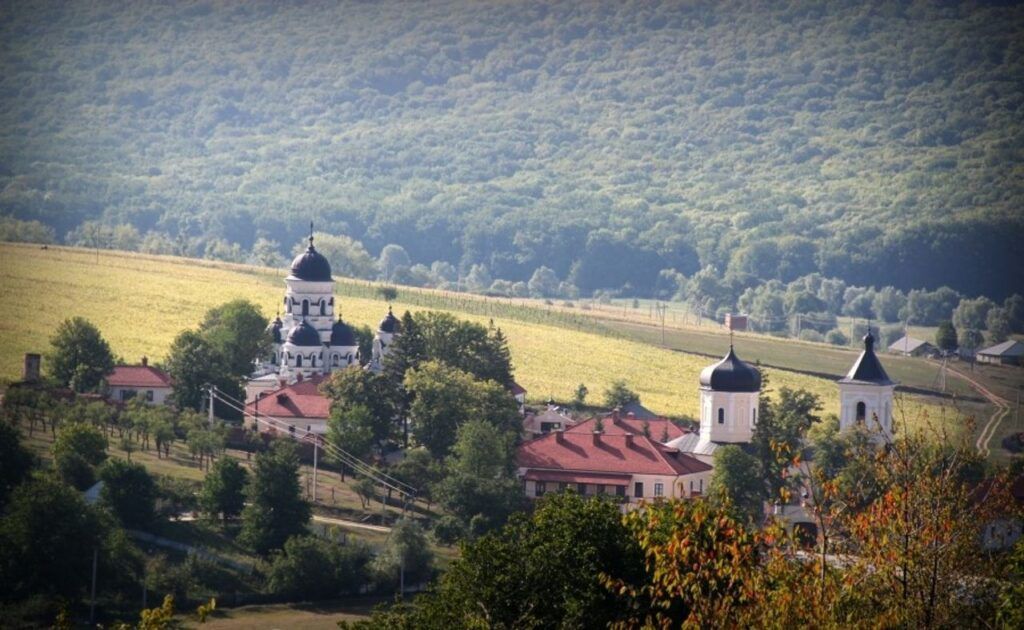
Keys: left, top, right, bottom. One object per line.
{"left": 1, "top": 1, "right": 1022, "bottom": 299}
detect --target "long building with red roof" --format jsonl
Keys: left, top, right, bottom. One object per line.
{"left": 516, "top": 425, "right": 712, "bottom": 506}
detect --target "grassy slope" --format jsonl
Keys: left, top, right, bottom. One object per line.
{"left": 1, "top": 243, "right": 858, "bottom": 420}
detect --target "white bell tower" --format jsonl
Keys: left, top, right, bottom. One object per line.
{"left": 838, "top": 331, "right": 896, "bottom": 441}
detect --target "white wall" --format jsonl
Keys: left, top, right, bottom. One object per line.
{"left": 111, "top": 386, "right": 172, "bottom": 405}
{"left": 838, "top": 382, "right": 894, "bottom": 440}
{"left": 700, "top": 389, "right": 759, "bottom": 443}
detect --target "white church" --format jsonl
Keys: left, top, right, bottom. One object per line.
{"left": 246, "top": 228, "right": 400, "bottom": 403}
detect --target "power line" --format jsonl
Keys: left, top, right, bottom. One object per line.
{"left": 209, "top": 386, "right": 417, "bottom": 501}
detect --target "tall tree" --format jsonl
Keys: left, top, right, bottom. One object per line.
{"left": 603, "top": 379, "right": 639, "bottom": 408}
{"left": 404, "top": 361, "right": 520, "bottom": 458}
{"left": 0, "top": 421, "right": 34, "bottom": 508}
{"left": 239, "top": 441, "right": 311, "bottom": 555}
{"left": 709, "top": 445, "right": 765, "bottom": 525}
{"left": 198, "top": 299, "right": 270, "bottom": 379}
{"left": 200, "top": 457, "right": 249, "bottom": 523}
{"left": 0, "top": 477, "right": 107, "bottom": 601}
{"left": 322, "top": 368, "right": 396, "bottom": 450}
{"left": 99, "top": 458, "right": 157, "bottom": 528}
{"left": 934, "top": 320, "right": 957, "bottom": 351}
{"left": 47, "top": 317, "right": 115, "bottom": 392}
{"left": 164, "top": 330, "right": 241, "bottom": 418}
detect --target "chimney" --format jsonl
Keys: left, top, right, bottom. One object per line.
{"left": 611, "top": 407, "right": 621, "bottom": 424}
{"left": 22, "top": 353, "right": 41, "bottom": 382}
{"left": 623, "top": 434, "right": 634, "bottom": 448}
{"left": 141, "top": 356, "right": 148, "bottom": 367}
{"left": 554, "top": 429, "right": 564, "bottom": 444}
{"left": 592, "top": 430, "right": 603, "bottom": 446}
{"left": 626, "top": 411, "right": 635, "bottom": 419}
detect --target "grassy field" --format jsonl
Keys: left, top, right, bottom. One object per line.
{"left": 1, "top": 243, "right": 856, "bottom": 420}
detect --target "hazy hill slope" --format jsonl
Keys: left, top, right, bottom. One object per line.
{"left": 1, "top": 0, "right": 1021, "bottom": 297}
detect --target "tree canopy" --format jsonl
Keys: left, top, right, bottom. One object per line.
{"left": 46, "top": 317, "right": 115, "bottom": 393}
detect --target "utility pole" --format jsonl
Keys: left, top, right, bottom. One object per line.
{"left": 208, "top": 385, "right": 215, "bottom": 425}
{"left": 89, "top": 546, "right": 98, "bottom": 624}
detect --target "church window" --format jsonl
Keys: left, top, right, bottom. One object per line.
{"left": 270, "top": 353, "right": 277, "bottom": 365}
{"left": 302, "top": 300, "right": 309, "bottom": 316}
{"left": 856, "top": 402, "right": 866, "bottom": 424}
{"left": 320, "top": 301, "right": 326, "bottom": 315}
{"left": 752, "top": 407, "right": 757, "bottom": 425}
{"left": 311, "top": 355, "right": 316, "bottom": 367}
{"left": 718, "top": 408, "right": 725, "bottom": 424}
{"left": 333, "top": 355, "right": 339, "bottom": 366}
{"left": 296, "top": 356, "right": 303, "bottom": 367}
{"left": 329, "top": 297, "right": 334, "bottom": 305}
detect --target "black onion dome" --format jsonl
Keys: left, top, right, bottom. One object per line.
{"left": 286, "top": 319, "right": 322, "bottom": 347}
{"left": 379, "top": 307, "right": 400, "bottom": 333}
{"left": 266, "top": 317, "right": 283, "bottom": 343}
{"left": 288, "top": 234, "right": 332, "bottom": 282}
{"left": 330, "top": 319, "right": 357, "bottom": 347}
{"left": 840, "top": 332, "right": 895, "bottom": 385}
{"left": 699, "top": 347, "right": 762, "bottom": 392}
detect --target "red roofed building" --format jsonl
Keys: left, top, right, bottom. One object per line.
{"left": 106, "top": 357, "right": 173, "bottom": 404}
{"left": 516, "top": 428, "right": 712, "bottom": 507}
{"left": 566, "top": 409, "right": 690, "bottom": 443}
{"left": 244, "top": 375, "right": 332, "bottom": 436}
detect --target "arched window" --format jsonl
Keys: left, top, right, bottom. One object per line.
{"left": 311, "top": 355, "right": 316, "bottom": 367}
{"left": 718, "top": 408, "right": 725, "bottom": 424}
{"left": 302, "top": 300, "right": 309, "bottom": 316}
{"left": 752, "top": 407, "right": 757, "bottom": 426}
{"left": 320, "top": 301, "right": 326, "bottom": 316}
{"left": 270, "top": 353, "right": 277, "bottom": 365}
{"left": 296, "top": 355, "right": 303, "bottom": 367}
{"left": 332, "top": 355, "right": 339, "bottom": 366}
{"left": 856, "top": 402, "right": 866, "bottom": 424}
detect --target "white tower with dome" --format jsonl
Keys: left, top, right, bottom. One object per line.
{"left": 251, "top": 224, "right": 360, "bottom": 391}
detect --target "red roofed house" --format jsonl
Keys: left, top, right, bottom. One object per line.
{"left": 245, "top": 375, "right": 331, "bottom": 436}
{"left": 106, "top": 357, "right": 173, "bottom": 404}
{"left": 567, "top": 409, "right": 690, "bottom": 443}
{"left": 517, "top": 427, "right": 712, "bottom": 507}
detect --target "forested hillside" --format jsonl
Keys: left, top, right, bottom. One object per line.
{"left": 1, "top": 0, "right": 1022, "bottom": 300}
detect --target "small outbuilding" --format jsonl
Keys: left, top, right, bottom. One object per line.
{"left": 976, "top": 340, "right": 1024, "bottom": 366}
{"left": 887, "top": 335, "right": 935, "bottom": 357}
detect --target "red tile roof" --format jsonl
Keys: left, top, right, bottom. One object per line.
{"left": 107, "top": 365, "right": 172, "bottom": 388}
{"left": 567, "top": 415, "right": 690, "bottom": 441}
{"left": 517, "top": 431, "right": 711, "bottom": 478}
{"left": 245, "top": 375, "right": 331, "bottom": 420}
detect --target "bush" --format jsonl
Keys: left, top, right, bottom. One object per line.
{"left": 56, "top": 451, "right": 96, "bottom": 490}
{"left": 433, "top": 515, "right": 465, "bottom": 546}
{"left": 268, "top": 535, "right": 371, "bottom": 600}
{"left": 798, "top": 329, "right": 824, "bottom": 343}
{"left": 825, "top": 329, "right": 848, "bottom": 346}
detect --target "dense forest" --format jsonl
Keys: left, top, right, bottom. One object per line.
{"left": 1, "top": 0, "right": 1022, "bottom": 301}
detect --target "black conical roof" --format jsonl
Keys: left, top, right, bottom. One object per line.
{"left": 379, "top": 306, "right": 400, "bottom": 333}
{"left": 699, "top": 346, "right": 762, "bottom": 393}
{"left": 287, "top": 232, "right": 332, "bottom": 282}
{"left": 330, "top": 319, "right": 357, "bottom": 347}
{"left": 266, "top": 317, "right": 283, "bottom": 343}
{"left": 286, "top": 319, "right": 322, "bottom": 347}
{"left": 840, "top": 332, "right": 895, "bottom": 385}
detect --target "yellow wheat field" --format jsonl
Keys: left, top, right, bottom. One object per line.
{"left": 0, "top": 243, "right": 941, "bottom": 424}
